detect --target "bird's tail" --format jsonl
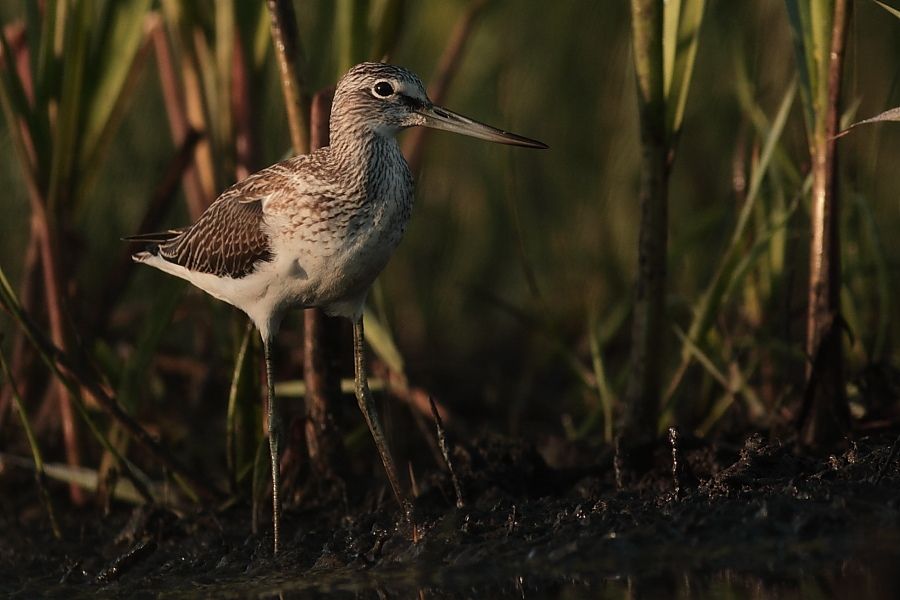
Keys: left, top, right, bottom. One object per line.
{"left": 124, "top": 228, "right": 187, "bottom": 262}
{"left": 122, "top": 229, "right": 184, "bottom": 244}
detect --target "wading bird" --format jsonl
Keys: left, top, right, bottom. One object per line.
{"left": 129, "top": 62, "right": 547, "bottom": 553}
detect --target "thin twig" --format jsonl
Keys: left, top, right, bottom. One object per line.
{"left": 429, "top": 396, "right": 463, "bottom": 508}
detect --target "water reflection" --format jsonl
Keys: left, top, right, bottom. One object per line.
{"left": 177, "top": 546, "right": 900, "bottom": 600}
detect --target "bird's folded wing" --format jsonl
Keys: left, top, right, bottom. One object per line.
{"left": 153, "top": 195, "right": 274, "bottom": 279}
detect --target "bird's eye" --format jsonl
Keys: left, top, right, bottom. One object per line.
{"left": 372, "top": 81, "right": 395, "bottom": 98}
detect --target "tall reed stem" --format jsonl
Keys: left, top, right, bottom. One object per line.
{"left": 800, "top": 0, "right": 850, "bottom": 447}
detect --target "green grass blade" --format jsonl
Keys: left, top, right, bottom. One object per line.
{"left": 665, "top": 0, "right": 706, "bottom": 135}
{"left": 47, "top": 0, "right": 92, "bottom": 211}
{"left": 662, "top": 0, "right": 680, "bottom": 98}
{"left": 663, "top": 78, "right": 797, "bottom": 411}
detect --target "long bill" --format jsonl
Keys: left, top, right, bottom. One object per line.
{"left": 417, "top": 104, "right": 548, "bottom": 149}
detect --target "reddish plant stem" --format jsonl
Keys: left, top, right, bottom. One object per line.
{"left": 266, "top": 0, "right": 309, "bottom": 154}
{"left": 302, "top": 89, "right": 348, "bottom": 482}
{"left": 19, "top": 123, "right": 84, "bottom": 501}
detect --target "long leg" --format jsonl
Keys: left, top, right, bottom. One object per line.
{"left": 352, "top": 317, "right": 411, "bottom": 517}
{"left": 264, "top": 339, "right": 282, "bottom": 554}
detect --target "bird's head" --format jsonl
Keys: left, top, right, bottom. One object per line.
{"left": 331, "top": 62, "right": 547, "bottom": 149}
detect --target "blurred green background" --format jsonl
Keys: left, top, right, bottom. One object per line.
{"left": 2, "top": 0, "right": 900, "bottom": 473}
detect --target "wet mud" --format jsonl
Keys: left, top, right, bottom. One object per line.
{"left": 3, "top": 432, "right": 900, "bottom": 598}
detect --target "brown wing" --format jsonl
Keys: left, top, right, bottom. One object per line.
{"left": 153, "top": 194, "right": 273, "bottom": 279}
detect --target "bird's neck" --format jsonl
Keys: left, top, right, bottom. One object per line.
{"left": 330, "top": 126, "right": 408, "bottom": 182}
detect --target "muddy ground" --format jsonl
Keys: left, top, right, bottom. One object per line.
{"left": 3, "top": 431, "right": 900, "bottom": 599}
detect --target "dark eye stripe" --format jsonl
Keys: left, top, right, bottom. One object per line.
{"left": 399, "top": 95, "right": 425, "bottom": 110}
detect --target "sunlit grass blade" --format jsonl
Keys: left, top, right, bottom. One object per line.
{"left": 663, "top": 0, "right": 707, "bottom": 135}
{"left": 872, "top": 0, "right": 900, "bottom": 19}
{"left": 275, "top": 378, "right": 385, "bottom": 397}
{"left": 834, "top": 106, "right": 900, "bottom": 138}
{"left": 363, "top": 306, "right": 405, "bottom": 374}
{"left": 0, "top": 453, "right": 165, "bottom": 505}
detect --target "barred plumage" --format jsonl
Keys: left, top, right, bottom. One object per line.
{"left": 127, "top": 62, "right": 546, "bottom": 555}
